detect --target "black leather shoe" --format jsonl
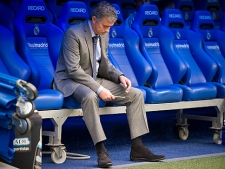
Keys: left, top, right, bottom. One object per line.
{"left": 97, "top": 151, "right": 112, "bottom": 168}
{"left": 130, "top": 145, "right": 165, "bottom": 162}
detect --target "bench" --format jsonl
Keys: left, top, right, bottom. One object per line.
{"left": 38, "top": 98, "right": 225, "bottom": 164}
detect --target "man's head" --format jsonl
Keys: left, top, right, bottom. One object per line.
{"left": 90, "top": 1, "right": 117, "bottom": 35}
{"left": 134, "top": 0, "right": 150, "bottom": 10}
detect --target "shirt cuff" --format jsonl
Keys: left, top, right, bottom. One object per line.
{"left": 118, "top": 74, "right": 125, "bottom": 83}
{"left": 96, "top": 85, "right": 104, "bottom": 95}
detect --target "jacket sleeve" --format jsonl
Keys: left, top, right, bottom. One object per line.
{"left": 98, "top": 33, "right": 124, "bottom": 83}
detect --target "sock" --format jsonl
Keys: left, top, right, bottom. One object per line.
{"left": 131, "top": 136, "right": 143, "bottom": 147}
{"left": 95, "top": 141, "right": 106, "bottom": 153}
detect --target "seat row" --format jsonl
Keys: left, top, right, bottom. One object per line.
{"left": 1, "top": 0, "right": 225, "bottom": 29}
{"left": 37, "top": 0, "right": 225, "bottom": 29}
{"left": 0, "top": 0, "right": 225, "bottom": 164}
{"left": 111, "top": 3, "right": 225, "bottom": 102}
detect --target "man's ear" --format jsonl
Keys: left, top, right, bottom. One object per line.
{"left": 92, "top": 16, "right": 97, "bottom": 24}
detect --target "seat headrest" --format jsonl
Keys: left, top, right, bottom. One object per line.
{"left": 58, "top": 1, "right": 88, "bottom": 26}
{"left": 132, "top": 4, "right": 160, "bottom": 38}
{"left": 174, "top": 0, "right": 195, "bottom": 22}
{"left": 193, "top": 0, "right": 222, "bottom": 22}
{"left": 14, "top": 0, "right": 50, "bottom": 36}
{"left": 161, "top": 8, "right": 188, "bottom": 40}
{"left": 109, "top": 4, "right": 125, "bottom": 38}
{"left": 191, "top": 10, "right": 217, "bottom": 41}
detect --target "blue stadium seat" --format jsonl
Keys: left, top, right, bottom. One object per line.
{"left": 110, "top": 4, "right": 183, "bottom": 103}
{"left": 160, "top": 8, "right": 219, "bottom": 99}
{"left": 109, "top": 4, "right": 148, "bottom": 102}
{"left": 57, "top": 1, "right": 89, "bottom": 32}
{"left": 190, "top": 10, "right": 225, "bottom": 96}
{"left": 0, "top": 5, "right": 30, "bottom": 81}
{"left": 193, "top": 0, "right": 223, "bottom": 29}
{"left": 131, "top": 4, "right": 186, "bottom": 102}
{"left": 13, "top": 0, "right": 64, "bottom": 110}
{"left": 0, "top": 22, "right": 31, "bottom": 163}
{"left": 174, "top": 0, "right": 195, "bottom": 28}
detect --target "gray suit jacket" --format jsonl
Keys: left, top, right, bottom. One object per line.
{"left": 53, "top": 20, "right": 123, "bottom": 97}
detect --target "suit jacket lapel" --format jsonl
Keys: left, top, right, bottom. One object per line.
{"left": 99, "top": 34, "right": 107, "bottom": 71}
{"left": 83, "top": 21, "right": 94, "bottom": 66}
{"left": 100, "top": 35, "right": 105, "bottom": 57}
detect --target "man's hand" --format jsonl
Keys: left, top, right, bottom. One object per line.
{"left": 119, "top": 75, "right": 131, "bottom": 93}
{"left": 98, "top": 88, "right": 115, "bottom": 101}
{"left": 98, "top": 76, "right": 131, "bottom": 101}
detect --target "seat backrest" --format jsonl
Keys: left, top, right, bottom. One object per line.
{"left": 161, "top": 8, "right": 210, "bottom": 85}
{"left": 193, "top": 0, "right": 223, "bottom": 28}
{"left": 13, "top": 0, "right": 64, "bottom": 90}
{"left": 0, "top": 25, "right": 31, "bottom": 81}
{"left": 108, "top": 4, "right": 152, "bottom": 87}
{"left": 57, "top": 1, "right": 89, "bottom": 32}
{"left": 174, "top": 0, "right": 195, "bottom": 28}
{"left": 132, "top": 4, "right": 186, "bottom": 88}
{"left": 190, "top": 10, "right": 225, "bottom": 83}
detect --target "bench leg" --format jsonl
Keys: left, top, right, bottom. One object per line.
{"left": 42, "top": 115, "right": 90, "bottom": 164}
{"left": 175, "top": 102, "right": 225, "bottom": 144}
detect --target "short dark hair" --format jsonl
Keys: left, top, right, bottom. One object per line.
{"left": 90, "top": 1, "right": 117, "bottom": 22}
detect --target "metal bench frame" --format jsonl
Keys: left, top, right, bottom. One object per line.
{"left": 39, "top": 98, "right": 225, "bottom": 164}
